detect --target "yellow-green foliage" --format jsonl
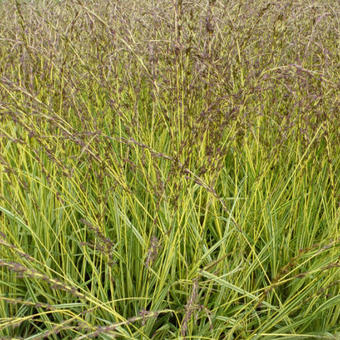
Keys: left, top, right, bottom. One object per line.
{"left": 0, "top": 0, "right": 339, "bottom": 339}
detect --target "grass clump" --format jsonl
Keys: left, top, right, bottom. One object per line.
{"left": 0, "top": 0, "right": 339, "bottom": 339}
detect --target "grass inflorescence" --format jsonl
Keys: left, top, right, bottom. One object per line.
{"left": 0, "top": 0, "right": 339, "bottom": 339}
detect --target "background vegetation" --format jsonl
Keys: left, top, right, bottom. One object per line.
{"left": 0, "top": 0, "right": 339, "bottom": 339}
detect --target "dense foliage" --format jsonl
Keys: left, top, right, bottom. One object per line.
{"left": 0, "top": 0, "right": 339, "bottom": 339}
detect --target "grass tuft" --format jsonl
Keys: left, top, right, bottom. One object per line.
{"left": 0, "top": 0, "right": 339, "bottom": 338}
